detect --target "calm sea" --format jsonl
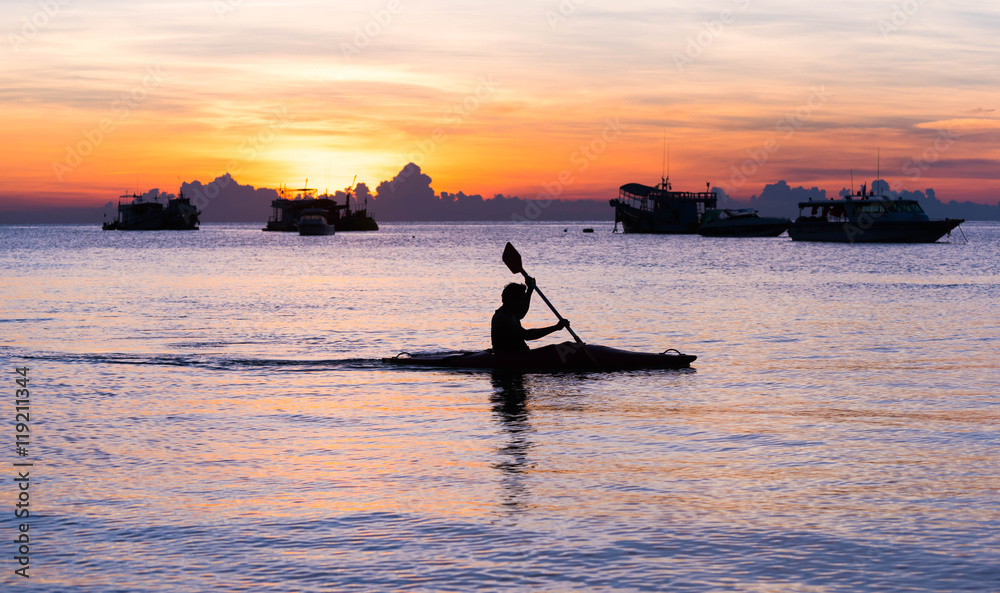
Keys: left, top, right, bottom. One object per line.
{"left": 1, "top": 221, "right": 998, "bottom": 592}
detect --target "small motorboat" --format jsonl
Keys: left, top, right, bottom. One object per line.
{"left": 697, "top": 208, "right": 791, "bottom": 237}
{"left": 383, "top": 342, "right": 696, "bottom": 372}
{"left": 296, "top": 208, "right": 336, "bottom": 236}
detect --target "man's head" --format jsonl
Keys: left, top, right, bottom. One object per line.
{"left": 501, "top": 282, "right": 526, "bottom": 306}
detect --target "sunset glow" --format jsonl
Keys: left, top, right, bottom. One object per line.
{"left": 3, "top": 0, "right": 998, "bottom": 212}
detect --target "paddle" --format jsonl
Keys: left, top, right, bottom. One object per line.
{"left": 502, "top": 242, "right": 601, "bottom": 368}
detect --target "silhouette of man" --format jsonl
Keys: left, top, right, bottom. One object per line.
{"left": 491, "top": 278, "right": 569, "bottom": 353}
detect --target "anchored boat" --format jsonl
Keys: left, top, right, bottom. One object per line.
{"left": 697, "top": 208, "right": 791, "bottom": 237}
{"left": 787, "top": 184, "right": 963, "bottom": 243}
{"left": 296, "top": 208, "right": 336, "bottom": 235}
{"left": 102, "top": 191, "right": 200, "bottom": 230}
{"left": 610, "top": 177, "right": 717, "bottom": 233}
{"left": 263, "top": 181, "right": 378, "bottom": 233}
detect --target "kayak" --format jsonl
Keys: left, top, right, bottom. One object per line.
{"left": 382, "top": 342, "right": 696, "bottom": 371}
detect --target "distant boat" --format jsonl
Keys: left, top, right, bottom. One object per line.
{"left": 787, "top": 184, "right": 963, "bottom": 243}
{"left": 610, "top": 177, "right": 717, "bottom": 233}
{"left": 102, "top": 191, "right": 199, "bottom": 230}
{"left": 697, "top": 208, "right": 791, "bottom": 237}
{"left": 296, "top": 208, "right": 336, "bottom": 235}
{"left": 263, "top": 181, "right": 378, "bottom": 233}
{"left": 335, "top": 206, "right": 379, "bottom": 231}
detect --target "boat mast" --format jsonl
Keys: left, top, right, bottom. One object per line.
{"left": 660, "top": 130, "right": 671, "bottom": 191}
{"left": 349, "top": 174, "right": 357, "bottom": 213}
{"left": 661, "top": 130, "right": 666, "bottom": 183}
{"left": 666, "top": 143, "right": 670, "bottom": 190}
{"left": 876, "top": 148, "right": 881, "bottom": 198}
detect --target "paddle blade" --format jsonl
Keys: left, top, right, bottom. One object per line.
{"left": 502, "top": 242, "right": 523, "bottom": 274}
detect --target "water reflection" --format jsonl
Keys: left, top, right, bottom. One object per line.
{"left": 490, "top": 371, "right": 534, "bottom": 513}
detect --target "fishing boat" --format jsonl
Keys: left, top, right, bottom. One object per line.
{"left": 335, "top": 196, "right": 379, "bottom": 231}
{"left": 263, "top": 180, "right": 378, "bottom": 232}
{"left": 787, "top": 184, "right": 963, "bottom": 243}
{"left": 697, "top": 208, "right": 791, "bottom": 237}
{"left": 610, "top": 178, "right": 717, "bottom": 233}
{"left": 102, "top": 191, "right": 199, "bottom": 230}
{"left": 296, "top": 208, "right": 336, "bottom": 235}
{"left": 383, "top": 343, "right": 696, "bottom": 372}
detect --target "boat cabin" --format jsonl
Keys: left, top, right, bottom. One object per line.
{"left": 795, "top": 196, "right": 930, "bottom": 223}
{"left": 298, "top": 208, "right": 329, "bottom": 224}
{"left": 619, "top": 182, "right": 717, "bottom": 220}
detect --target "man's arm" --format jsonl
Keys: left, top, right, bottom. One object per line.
{"left": 522, "top": 319, "right": 569, "bottom": 341}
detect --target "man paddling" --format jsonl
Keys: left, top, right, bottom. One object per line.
{"left": 491, "top": 277, "right": 569, "bottom": 353}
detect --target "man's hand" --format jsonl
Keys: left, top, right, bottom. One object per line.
{"left": 556, "top": 319, "right": 570, "bottom": 330}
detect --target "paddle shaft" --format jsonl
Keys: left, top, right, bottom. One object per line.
{"left": 522, "top": 275, "right": 584, "bottom": 345}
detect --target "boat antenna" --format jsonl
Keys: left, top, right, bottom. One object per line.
{"left": 850, "top": 168, "right": 854, "bottom": 195}
{"left": 659, "top": 130, "right": 671, "bottom": 190}
{"left": 666, "top": 145, "right": 671, "bottom": 189}
{"left": 876, "top": 148, "right": 880, "bottom": 197}
{"left": 661, "top": 130, "right": 666, "bottom": 181}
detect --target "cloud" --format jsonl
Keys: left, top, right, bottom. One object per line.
{"left": 915, "top": 119, "right": 1000, "bottom": 131}
{"left": 3, "top": 1, "right": 1000, "bottom": 207}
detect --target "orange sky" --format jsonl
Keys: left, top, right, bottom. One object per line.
{"left": 2, "top": 1, "right": 998, "bottom": 212}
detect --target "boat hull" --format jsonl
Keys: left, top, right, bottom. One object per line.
{"left": 788, "top": 218, "right": 963, "bottom": 243}
{"left": 102, "top": 216, "right": 198, "bottom": 231}
{"left": 383, "top": 343, "right": 696, "bottom": 372}
{"left": 103, "top": 199, "right": 199, "bottom": 231}
{"left": 335, "top": 211, "right": 379, "bottom": 231}
{"left": 611, "top": 200, "right": 702, "bottom": 234}
{"left": 297, "top": 223, "right": 336, "bottom": 236}
{"left": 698, "top": 219, "right": 790, "bottom": 237}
